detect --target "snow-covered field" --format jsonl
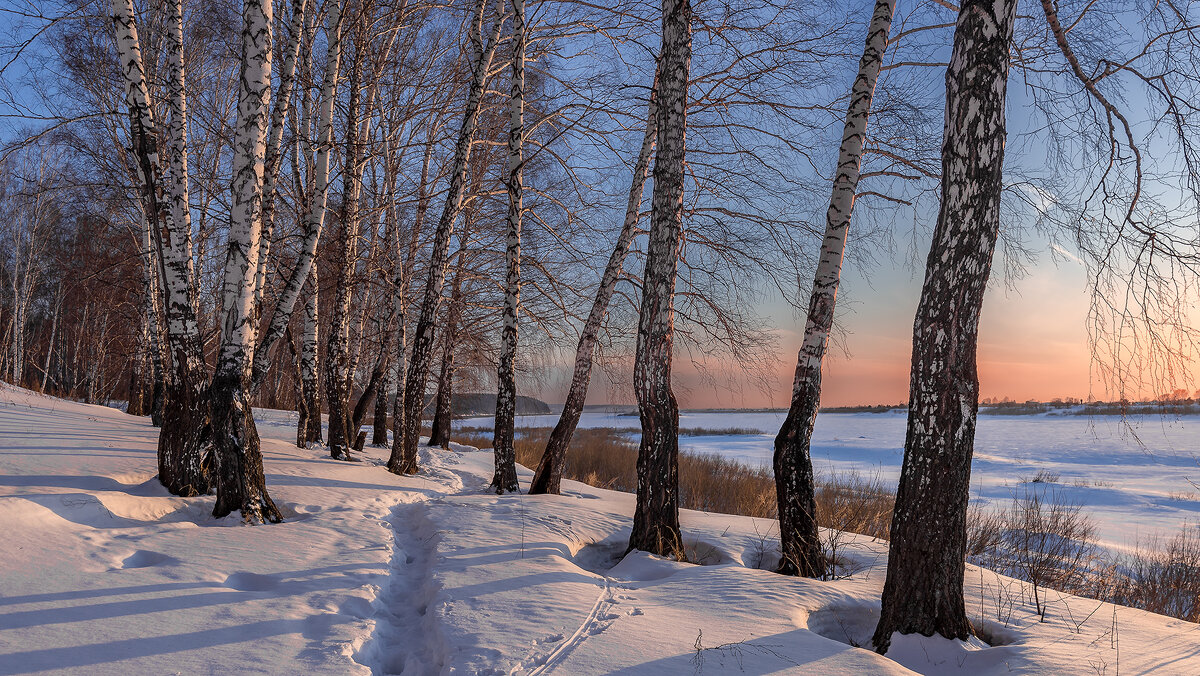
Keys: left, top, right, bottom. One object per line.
{"left": 458, "top": 409, "right": 1200, "bottom": 552}
{"left": 4, "top": 384, "right": 1200, "bottom": 675}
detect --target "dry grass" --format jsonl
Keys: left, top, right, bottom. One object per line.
{"left": 454, "top": 426, "right": 894, "bottom": 538}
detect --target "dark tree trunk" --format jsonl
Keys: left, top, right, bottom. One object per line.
{"left": 427, "top": 338, "right": 455, "bottom": 449}
{"left": 426, "top": 226, "right": 470, "bottom": 451}
{"left": 210, "top": 370, "right": 281, "bottom": 522}
{"left": 127, "top": 351, "right": 147, "bottom": 416}
{"left": 149, "top": 377, "right": 164, "bottom": 427}
{"left": 396, "top": 0, "right": 501, "bottom": 475}
{"left": 372, "top": 371, "right": 389, "bottom": 446}
{"left": 627, "top": 0, "right": 690, "bottom": 559}
{"left": 871, "top": 0, "right": 1017, "bottom": 653}
{"left": 529, "top": 62, "right": 659, "bottom": 496}
{"left": 287, "top": 327, "right": 307, "bottom": 448}
{"left": 350, "top": 355, "right": 386, "bottom": 452}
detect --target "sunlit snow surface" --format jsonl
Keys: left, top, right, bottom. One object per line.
{"left": 4, "top": 384, "right": 1200, "bottom": 675}
{"left": 458, "top": 409, "right": 1200, "bottom": 552}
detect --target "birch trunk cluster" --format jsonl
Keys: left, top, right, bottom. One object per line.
{"left": 111, "top": 0, "right": 209, "bottom": 498}
{"left": 628, "top": 0, "right": 691, "bottom": 558}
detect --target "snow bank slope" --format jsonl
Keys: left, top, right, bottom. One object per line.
{"left": 3, "top": 384, "right": 1200, "bottom": 675}
{"left": 0, "top": 385, "right": 415, "bottom": 675}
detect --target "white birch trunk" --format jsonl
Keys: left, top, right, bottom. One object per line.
{"left": 387, "top": 128, "right": 436, "bottom": 470}
{"left": 325, "top": 8, "right": 367, "bottom": 460}
{"left": 300, "top": 264, "right": 321, "bottom": 444}
{"left": 773, "top": 0, "right": 894, "bottom": 579}
{"left": 491, "top": 0, "right": 525, "bottom": 493}
{"left": 210, "top": 0, "right": 281, "bottom": 524}
{"left": 872, "top": 0, "right": 1018, "bottom": 651}
{"left": 164, "top": 0, "right": 195, "bottom": 311}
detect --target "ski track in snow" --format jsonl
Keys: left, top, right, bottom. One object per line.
{"left": 518, "top": 575, "right": 617, "bottom": 675}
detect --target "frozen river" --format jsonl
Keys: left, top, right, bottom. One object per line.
{"left": 457, "top": 408, "right": 1200, "bottom": 550}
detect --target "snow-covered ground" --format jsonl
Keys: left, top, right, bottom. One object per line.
{"left": 4, "top": 383, "right": 1200, "bottom": 675}
{"left": 458, "top": 409, "right": 1200, "bottom": 552}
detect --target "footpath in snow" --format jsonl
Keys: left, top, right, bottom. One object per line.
{"left": 3, "top": 383, "right": 1200, "bottom": 675}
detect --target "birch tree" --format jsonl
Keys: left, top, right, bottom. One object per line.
{"left": 871, "top": 0, "right": 1018, "bottom": 651}
{"left": 209, "top": 0, "right": 282, "bottom": 524}
{"left": 628, "top": 0, "right": 690, "bottom": 558}
{"left": 529, "top": 63, "right": 659, "bottom": 496}
{"left": 392, "top": 0, "right": 504, "bottom": 475}
{"left": 773, "top": 0, "right": 895, "bottom": 579}
{"left": 110, "top": 0, "right": 209, "bottom": 497}
{"left": 325, "top": 1, "right": 369, "bottom": 461}
{"left": 491, "top": 0, "right": 526, "bottom": 494}
{"left": 387, "top": 119, "right": 439, "bottom": 468}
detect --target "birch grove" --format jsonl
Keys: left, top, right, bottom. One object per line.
{"left": 7, "top": 5, "right": 1200, "bottom": 651}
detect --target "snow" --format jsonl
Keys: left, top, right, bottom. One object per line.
{"left": 4, "top": 383, "right": 1200, "bottom": 674}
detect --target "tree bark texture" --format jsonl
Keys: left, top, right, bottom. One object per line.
{"left": 871, "top": 0, "right": 1017, "bottom": 652}
{"left": 254, "top": 0, "right": 309, "bottom": 321}
{"left": 210, "top": 0, "right": 282, "bottom": 524}
{"left": 427, "top": 335, "right": 455, "bottom": 449}
{"left": 628, "top": 0, "right": 690, "bottom": 559}
{"left": 387, "top": 129, "right": 436, "bottom": 472}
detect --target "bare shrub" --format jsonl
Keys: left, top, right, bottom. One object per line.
{"left": 966, "top": 506, "right": 1006, "bottom": 558}
{"left": 973, "top": 488, "right": 1100, "bottom": 621}
{"left": 814, "top": 471, "right": 893, "bottom": 541}
{"left": 1019, "top": 469, "right": 1061, "bottom": 484}
{"left": 1109, "top": 526, "right": 1200, "bottom": 622}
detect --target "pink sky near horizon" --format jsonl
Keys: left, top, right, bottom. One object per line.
{"left": 549, "top": 241, "right": 1102, "bottom": 410}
